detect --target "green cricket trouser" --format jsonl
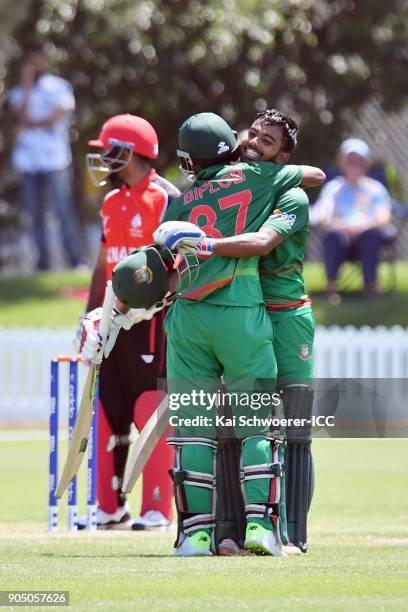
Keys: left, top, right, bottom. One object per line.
{"left": 270, "top": 311, "right": 315, "bottom": 383}
{"left": 165, "top": 299, "right": 278, "bottom": 532}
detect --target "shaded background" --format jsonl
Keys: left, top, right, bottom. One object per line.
{"left": 0, "top": 0, "right": 408, "bottom": 326}
{"left": 0, "top": 0, "right": 407, "bottom": 230}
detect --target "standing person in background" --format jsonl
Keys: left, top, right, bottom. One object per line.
{"left": 314, "top": 138, "right": 392, "bottom": 301}
{"left": 75, "top": 114, "right": 177, "bottom": 530}
{"left": 9, "top": 42, "right": 85, "bottom": 271}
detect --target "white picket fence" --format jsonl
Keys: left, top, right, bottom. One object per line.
{"left": 314, "top": 325, "right": 408, "bottom": 379}
{"left": 0, "top": 327, "right": 82, "bottom": 421}
{"left": 0, "top": 325, "right": 408, "bottom": 421}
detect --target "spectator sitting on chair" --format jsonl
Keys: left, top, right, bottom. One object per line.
{"left": 9, "top": 42, "right": 85, "bottom": 271}
{"left": 315, "top": 138, "right": 392, "bottom": 300}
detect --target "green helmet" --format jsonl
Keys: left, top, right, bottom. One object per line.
{"left": 177, "top": 112, "right": 238, "bottom": 176}
{"left": 112, "top": 245, "right": 198, "bottom": 309}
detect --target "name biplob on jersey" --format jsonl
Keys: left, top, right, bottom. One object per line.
{"left": 183, "top": 168, "right": 246, "bottom": 206}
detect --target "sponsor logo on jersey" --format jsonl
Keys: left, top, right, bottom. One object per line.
{"left": 299, "top": 344, "right": 311, "bottom": 360}
{"left": 131, "top": 213, "right": 142, "bottom": 228}
{"left": 130, "top": 212, "right": 144, "bottom": 237}
{"left": 272, "top": 209, "right": 297, "bottom": 226}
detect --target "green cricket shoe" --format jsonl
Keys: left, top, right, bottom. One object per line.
{"left": 244, "top": 522, "right": 286, "bottom": 557}
{"left": 175, "top": 530, "right": 213, "bottom": 557}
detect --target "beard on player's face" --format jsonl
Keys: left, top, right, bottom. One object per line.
{"left": 240, "top": 121, "right": 286, "bottom": 163}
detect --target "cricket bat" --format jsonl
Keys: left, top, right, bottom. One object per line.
{"left": 55, "top": 281, "right": 115, "bottom": 499}
{"left": 122, "top": 395, "right": 169, "bottom": 494}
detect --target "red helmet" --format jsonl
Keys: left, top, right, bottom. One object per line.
{"left": 87, "top": 114, "right": 159, "bottom": 186}
{"left": 89, "top": 114, "right": 159, "bottom": 159}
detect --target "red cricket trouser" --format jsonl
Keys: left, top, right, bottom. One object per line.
{"left": 97, "top": 390, "right": 174, "bottom": 519}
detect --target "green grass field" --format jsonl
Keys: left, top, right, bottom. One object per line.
{"left": 1, "top": 437, "right": 407, "bottom": 610}
{"left": 1, "top": 262, "right": 408, "bottom": 328}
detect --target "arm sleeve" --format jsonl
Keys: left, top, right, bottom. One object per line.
{"left": 273, "top": 164, "right": 302, "bottom": 196}
{"left": 309, "top": 179, "right": 338, "bottom": 225}
{"left": 372, "top": 182, "right": 392, "bottom": 212}
{"left": 314, "top": 180, "right": 338, "bottom": 207}
{"left": 50, "top": 78, "right": 75, "bottom": 112}
{"left": 262, "top": 189, "right": 309, "bottom": 238}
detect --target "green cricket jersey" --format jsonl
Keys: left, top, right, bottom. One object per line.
{"left": 164, "top": 161, "right": 302, "bottom": 306}
{"left": 259, "top": 187, "right": 311, "bottom": 320}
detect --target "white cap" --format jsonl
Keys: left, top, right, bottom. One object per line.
{"left": 339, "top": 138, "right": 371, "bottom": 160}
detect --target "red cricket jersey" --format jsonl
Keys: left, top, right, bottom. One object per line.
{"left": 101, "top": 169, "right": 180, "bottom": 279}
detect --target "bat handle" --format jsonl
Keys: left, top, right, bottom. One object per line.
{"left": 99, "top": 281, "right": 115, "bottom": 345}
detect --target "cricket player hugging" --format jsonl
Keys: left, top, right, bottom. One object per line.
{"left": 93, "top": 111, "right": 324, "bottom": 555}
{"left": 149, "top": 112, "right": 324, "bottom": 557}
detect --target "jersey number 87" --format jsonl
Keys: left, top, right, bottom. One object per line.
{"left": 188, "top": 189, "right": 253, "bottom": 238}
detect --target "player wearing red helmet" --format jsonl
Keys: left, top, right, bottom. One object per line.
{"left": 74, "top": 114, "right": 179, "bottom": 530}
{"left": 86, "top": 114, "right": 159, "bottom": 186}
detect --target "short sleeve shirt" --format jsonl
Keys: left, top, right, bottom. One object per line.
{"left": 314, "top": 176, "right": 391, "bottom": 225}
{"left": 260, "top": 187, "right": 310, "bottom": 316}
{"left": 10, "top": 74, "right": 75, "bottom": 172}
{"left": 102, "top": 170, "right": 180, "bottom": 279}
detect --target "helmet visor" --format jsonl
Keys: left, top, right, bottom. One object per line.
{"left": 154, "top": 245, "right": 199, "bottom": 296}
{"left": 86, "top": 138, "right": 134, "bottom": 187}
{"left": 177, "top": 149, "right": 195, "bottom": 181}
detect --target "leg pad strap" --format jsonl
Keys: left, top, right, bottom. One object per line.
{"left": 241, "top": 434, "right": 288, "bottom": 544}
{"left": 245, "top": 502, "right": 280, "bottom": 520}
{"left": 180, "top": 512, "right": 216, "bottom": 534}
{"left": 168, "top": 436, "right": 217, "bottom": 546}
{"left": 241, "top": 462, "right": 284, "bottom": 480}
{"left": 168, "top": 436, "right": 217, "bottom": 450}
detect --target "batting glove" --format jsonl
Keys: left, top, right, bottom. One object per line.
{"left": 74, "top": 307, "right": 134, "bottom": 365}
{"left": 73, "top": 313, "right": 87, "bottom": 356}
{"left": 103, "top": 308, "right": 135, "bottom": 359}
{"left": 153, "top": 220, "right": 206, "bottom": 254}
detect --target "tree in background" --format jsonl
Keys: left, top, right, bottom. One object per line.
{"left": 1, "top": 0, "right": 407, "bottom": 210}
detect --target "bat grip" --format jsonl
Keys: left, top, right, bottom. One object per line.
{"left": 99, "top": 281, "right": 115, "bottom": 344}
